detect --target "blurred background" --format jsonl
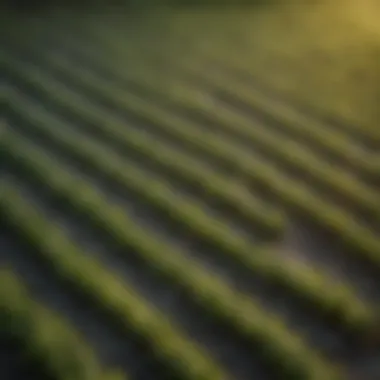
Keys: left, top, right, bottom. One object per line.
{"left": 2, "top": 0, "right": 380, "bottom": 132}
{"left": 2, "top": 2, "right": 379, "bottom": 380}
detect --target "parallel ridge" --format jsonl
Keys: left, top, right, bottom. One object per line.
{"left": 53, "top": 32, "right": 380, "bottom": 223}
{"left": 78, "top": 24, "right": 380, "bottom": 169}
{"left": 3, "top": 83, "right": 378, "bottom": 337}
{"left": 108, "top": 20, "right": 380, "bottom": 146}
{"left": 5, "top": 26, "right": 378, "bottom": 186}
{"left": 0, "top": 179, "right": 230, "bottom": 380}
{"left": 1, "top": 129, "right": 342, "bottom": 380}
{"left": 2, "top": 50, "right": 284, "bottom": 239}
{"left": 89, "top": 15, "right": 374, "bottom": 147}
{"left": 3, "top": 44, "right": 379, "bottom": 272}
{"left": 0, "top": 268, "right": 126, "bottom": 380}
{"left": 48, "top": 24, "right": 380, "bottom": 189}
{"left": 198, "top": 53, "right": 380, "bottom": 146}
{"left": 2, "top": 16, "right": 380, "bottom": 380}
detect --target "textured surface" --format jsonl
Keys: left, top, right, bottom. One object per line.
{"left": 1, "top": 9, "right": 380, "bottom": 380}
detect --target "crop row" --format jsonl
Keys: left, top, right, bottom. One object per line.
{"left": 1, "top": 130, "right": 342, "bottom": 380}
{"left": 187, "top": 52, "right": 380, "bottom": 146}
{"left": 0, "top": 268, "right": 125, "bottom": 380}
{"left": 2, "top": 115, "right": 377, "bottom": 341}
{"left": 0, "top": 181, "right": 229, "bottom": 380}
{"left": 2, "top": 59, "right": 284, "bottom": 240}
{"left": 44, "top": 37, "right": 380, "bottom": 222}
{"left": 104, "top": 64, "right": 379, "bottom": 219}
{"left": 7, "top": 46, "right": 380, "bottom": 270}
{"left": 136, "top": 76, "right": 379, "bottom": 220}
{"left": 136, "top": 21, "right": 380, "bottom": 146}
{"left": 5, "top": 94, "right": 287, "bottom": 284}
{"left": 72, "top": 26, "right": 378, "bottom": 174}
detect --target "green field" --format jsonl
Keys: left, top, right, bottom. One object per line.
{"left": 1, "top": 3, "right": 380, "bottom": 380}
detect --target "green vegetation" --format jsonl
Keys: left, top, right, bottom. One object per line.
{"left": 3, "top": 123, "right": 377, "bottom": 333}
{"left": 145, "top": 0, "right": 380, "bottom": 134}
{"left": 1, "top": 155, "right": 342, "bottom": 380}
{"left": 20, "top": 50, "right": 379, "bottom": 266}
{"left": 45, "top": 50, "right": 380, "bottom": 221}
{"left": 0, "top": 269, "right": 126, "bottom": 380}
{"left": 1, "top": 183, "right": 230, "bottom": 380}
{"left": 1, "top": 2, "right": 379, "bottom": 380}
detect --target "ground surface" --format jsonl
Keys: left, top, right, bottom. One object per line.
{"left": 1, "top": 5, "right": 380, "bottom": 380}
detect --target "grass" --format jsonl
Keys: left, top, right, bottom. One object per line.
{"left": 4, "top": 0, "right": 380, "bottom": 132}
{"left": 148, "top": 0, "right": 380, "bottom": 132}
{"left": 1, "top": 2, "right": 380, "bottom": 380}
{"left": 0, "top": 269, "right": 125, "bottom": 380}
